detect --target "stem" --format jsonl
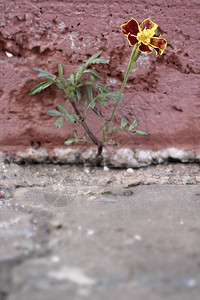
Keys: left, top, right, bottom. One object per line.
{"left": 69, "top": 98, "right": 101, "bottom": 148}
{"left": 70, "top": 99, "right": 103, "bottom": 165}
{"left": 106, "top": 45, "right": 141, "bottom": 132}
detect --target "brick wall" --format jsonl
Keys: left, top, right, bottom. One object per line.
{"left": 0, "top": 0, "right": 199, "bottom": 166}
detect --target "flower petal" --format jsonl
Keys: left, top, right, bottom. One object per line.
{"left": 138, "top": 43, "right": 153, "bottom": 54}
{"left": 121, "top": 19, "right": 140, "bottom": 36}
{"left": 141, "top": 19, "right": 158, "bottom": 31}
{"left": 149, "top": 37, "right": 167, "bottom": 55}
{"left": 127, "top": 34, "right": 138, "bottom": 46}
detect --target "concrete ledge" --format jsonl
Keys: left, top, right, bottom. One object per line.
{"left": 1, "top": 147, "right": 199, "bottom": 167}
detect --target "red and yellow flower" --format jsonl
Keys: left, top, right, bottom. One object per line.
{"left": 121, "top": 18, "right": 167, "bottom": 56}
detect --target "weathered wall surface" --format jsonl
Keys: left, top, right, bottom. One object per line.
{"left": 0, "top": 0, "right": 200, "bottom": 166}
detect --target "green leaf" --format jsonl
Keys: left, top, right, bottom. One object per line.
{"left": 73, "top": 130, "right": 78, "bottom": 141}
{"left": 120, "top": 116, "right": 128, "bottom": 128}
{"left": 86, "top": 85, "right": 93, "bottom": 101}
{"left": 57, "top": 105, "right": 75, "bottom": 123}
{"left": 105, "top": 91, "right": 124, "bottom": 101}
{"left": 54, "top": 116, "right": 64, "bottom": 128}
{"left": 69, "top": 73, "right": 75, "bottom": 84}
{"left": 46, "top": 110, "right": 63, "bottom": 117}
{"left": 128, "top": 118, "right": 139, "bottom": 131}
{"left": 28, "top": 80, "right": 54, "bottom": 95}
{"left": 75, "top": 87, "right": 81, "bottom": 101}
{"left": 96, "top": 83, "right": 108, "bottom": 93}
{"left": 83, "top": 133, "right": 87, "bottom": 141}
{"left": 97, "top": 94, "right": 108, "bottom": 105}
{"left": 58, "top": 64, "right": 63, "bottom": 78}
{"left": 56, "top": 78, "right": 66, "bottom": 90}
{"left": 64, "top": 138, "right": 75, "bottom": 146}
{"left": 90, "top": 75, "right": 96, "bottom": 83}
{"left": 33, "top": 68, "right": 56, "bottom": 80}
{"left": 83, "top": 69, "right": 101, "bottom": 78}
{"left": 75, "top": 65, "right": 85, "bottom": 81}
{"left": 90, "top": 58, "right": 109, "bottom": 64}
{"left": 133, "top": 130, "right": 149, "bottom": 136}
{"left": 82, "top": 97, "right": 88, "bottom": 107}
{"left": 85, "top": 51, "right": 102, "bottom": 66}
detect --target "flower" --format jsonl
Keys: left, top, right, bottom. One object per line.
{"left": 121, "top": 18, "right": 167, "bottom": 56}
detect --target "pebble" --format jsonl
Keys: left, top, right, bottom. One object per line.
{"left": 84, "top": 168, "right": 90, "bottom": 174}
{"left": 50, "top": 255, "right": 61, "bottom": 263}
{"left": 103, "top": 166, "right": 109, "bottom": 171}
{"left": 134, "top": 234, "right": 142, "bottom": 241}
{"left": 87, "top": 228, "right": 101, "bottom": 236}
{"left": 187, "top": 278, "right": 196, "bottom": 287}
{"left": 0, "top": 191, "right": 5, "bottom": 199}
{"left": 127, "top": 168, "right": 134, "bottom": 173}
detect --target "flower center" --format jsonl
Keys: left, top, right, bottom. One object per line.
{"left": 137, "top": 28, "right": 154, "bottom": 45}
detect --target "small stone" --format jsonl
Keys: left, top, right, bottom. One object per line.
{"left": 134, "top": 234, "right": 142, "bottom": 241}
{"left": 0, "top": 151, "right": 5, "bottom": 163}
{"left": 51, "top": 255, "right": 61, "bottom": 263}
{"left": 84, "top": 168, "right": 90, "bottom": 174}
{"left": 127, "top": 168, "right": 134, "bottom": 173}
{"left": 103, "top": 166, "right": 109, "bottom": 171}
{"left": 88, "top": 195, "right": 96, "bottom": 201}
{"left": 34, "top": 243, "right": 41, "bottom": 249}
{"left": 187, "top": 278, "right": 196, "bottom": 287}
{"left": 0, "top": 191, "right": 5, "bottom": 199}
{"left": 87, "top": 228, "right": 101, "bottom": 236}
{"left": 195, "top": 176, "right": 200, "bottom": 183}
{"left": 5, "top": 51, "right": 13, "bottom": 57}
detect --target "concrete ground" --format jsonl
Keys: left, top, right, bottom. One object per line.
{"left": 0, "top": 162, "right": 200, "bottom": 300}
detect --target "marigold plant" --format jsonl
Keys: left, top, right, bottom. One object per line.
{"left": 29, "top": 18, "right": 167, "bottom": 165}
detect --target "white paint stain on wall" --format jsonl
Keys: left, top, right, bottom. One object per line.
{"left": 58, "top": 21, "right": 66, "bottom": 30}
{"left": 64, "top": 33, "right": 80, "bottom": 50}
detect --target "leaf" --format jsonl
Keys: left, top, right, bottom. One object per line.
{"left": 28, "top": 80, "right": 54, "bottom": 95}
{"left": 128, "top": 118, "right": 139, "bottom": 131}
{"left": 58, "top": 64, "right": 63, "bottom": 78}
{"left": 86, "top": 85, "right": 93, "bottom": 101}
{"left": 33, "top": 68, "right": 56, "bottom": 80}
{"left": 64, "top": 138, "right": 75, "bottom": 146}
{"left": 90, "top": 75, "right": 95, "bottom": 83}
{"left": 75, "top": 87, "right": 81, "bottom": 101}
{"left": 83, "top": 133, "right": 87, "bottom": 141}
{"left": 120, "top": 116, "right": 128, "bottom": 128}
{"left": 56, "top": 78, "right": 66, "bottom": 90}
{"left": 83, "top": 69, "right": 101, "bottom": 78}
{"left": 85, "top": 51, "right": 102, "bottom": 66}
{"left": 70, "top": 73, "right": 75, "bottom": 84}
{"left": 96, "top": 83, "right": 108, "bottom": 93}
{"left": 57, "top": 105, "right": 75, "bottom": 123}
{"left": 46, "top": 110, "right": 63, "bottom": 117}
{"left": 97, "top": 94, "right": 108, "bottom": 105}
{"left": 90, "top": 58, "right": 109, "bottom": 64}
{"left": 82, "top": 97, "right": 88, "bottom": 107}
{"left": 75, "top": 65, "right": 85, "bottom": 81}
{"left": 133, "top": 130, "right": 149, "bottom": 136}
{"left": 54, "top": 116, "right": 64, "bottom": 128}
{"left": 73, "top": 130, "right": 78, "bottom": 141}
{"left": 71, "top": 114, "right": 79, "bottom": 122}
{"left": 105, "top": 91, "right": 124, "bottom": 101}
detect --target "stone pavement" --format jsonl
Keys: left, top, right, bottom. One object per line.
{"left": 0, "top": 163, "right": 200, "bottom": 300}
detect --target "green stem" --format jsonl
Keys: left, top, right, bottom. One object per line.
{"left": 105, "top": 45, "right": 141, "bottom": 135}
